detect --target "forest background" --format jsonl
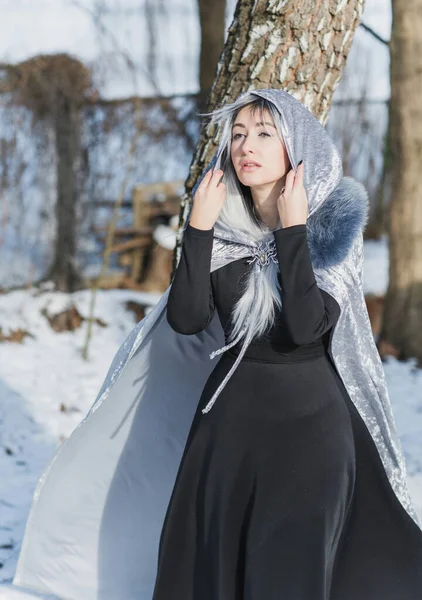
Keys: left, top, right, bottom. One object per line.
{"left": 1, "top": 0, "right": 422, "bottom": 594}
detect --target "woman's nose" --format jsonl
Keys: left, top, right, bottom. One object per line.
{"left": 241, "top": 140, "right": 255, "bottom": 154}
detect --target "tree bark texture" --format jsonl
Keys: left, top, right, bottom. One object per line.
{"left": 379, "top": 0, "right": 422, "bottom": 365}
{"left": 173, "top": 0, "right": 366, "bottom": 276}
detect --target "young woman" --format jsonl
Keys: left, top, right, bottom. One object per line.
{"left": 151, "top": 90, "right": 422, "bottom": 599}
{"left": 14, "top": 89, "right": 422, "bottom": 600}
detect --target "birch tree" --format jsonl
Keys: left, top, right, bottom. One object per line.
{"left": 173, "top": 0, "right": 366, "bottom": 273}
{"left": 379, "top": 0, "right": 422, "bottom": 365}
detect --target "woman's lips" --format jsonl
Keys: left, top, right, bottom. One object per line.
{"left": 241, "top": 163, "right": 261, "bottom": 172}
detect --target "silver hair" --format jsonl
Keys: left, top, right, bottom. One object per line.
{"left": 199, "top": 93, "right": 291, "bottom": 346}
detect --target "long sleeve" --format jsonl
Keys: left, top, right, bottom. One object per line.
{"left": 166, "top": 222, "right": 216, "bottom": 335}
{"left": 274, "top": 224, "right": 341, "bottom": 346}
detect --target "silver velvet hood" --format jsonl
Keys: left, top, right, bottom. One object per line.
{"left": 13, "top": 89, "right": 421, "bottom": 600}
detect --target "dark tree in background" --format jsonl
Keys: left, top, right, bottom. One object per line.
{"left": 197, "top": 0, "right": 227, "bottom": 110}
{"left": 0, "top": 54, "right": 95, "bottom": 293}
{"left": 46, "top": 57, "right": 90, "bottom": 292}
{"left": 379, "top": 0, "right": 422, "bottom": 365}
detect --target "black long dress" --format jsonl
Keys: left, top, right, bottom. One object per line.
{"left": 152, "top": 223, "right": 422, "bottom": 600}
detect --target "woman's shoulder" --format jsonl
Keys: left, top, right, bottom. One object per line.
{"left": 306, "top": 176, "right": 369, "bottom": 270}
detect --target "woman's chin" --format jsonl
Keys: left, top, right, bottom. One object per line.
{"left": 238, "top": 173, "right": 267, "bottom": 187}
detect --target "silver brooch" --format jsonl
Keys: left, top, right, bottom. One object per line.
{"left": 246, "top": 240, "right": 278, "bottom": 269}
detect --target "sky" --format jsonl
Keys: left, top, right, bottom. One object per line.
{"left": 0, "top": 0, "right": 392, "bottom": 100}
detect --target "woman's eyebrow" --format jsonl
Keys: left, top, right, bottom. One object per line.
{"left": 232, "top": 121, "right": 276, "bottom": 129}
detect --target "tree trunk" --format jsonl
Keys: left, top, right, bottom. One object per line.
{"left": 372, "top": 108, "right": 392, "bottom": 239}
{"left": 47, "top": 95, "right": 83, "bottom": 292}
{"left": 173, "top": 0, "right": 366, "bottom": 276}
{"left": 379, "top": 0, "right": 422, "bottom": 365}
{"left": 197, "top": 0, "right": 227, "bottom": 110}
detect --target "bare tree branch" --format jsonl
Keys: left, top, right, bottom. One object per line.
{"left": 359, "top": 21, "right": 389, "bottom": 46}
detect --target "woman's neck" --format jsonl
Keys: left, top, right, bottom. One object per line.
{"left": 250, "top": 178, "right": 285, "bottom": 230}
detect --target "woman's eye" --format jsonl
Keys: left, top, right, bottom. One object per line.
{"left": 232, "top": 132, "right": 271, "bottom": 140}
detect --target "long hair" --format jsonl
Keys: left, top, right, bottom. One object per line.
{"left": 199, "top": 93, "right": 291, "bottom": 346}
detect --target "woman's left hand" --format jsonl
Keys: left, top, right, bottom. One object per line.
{"left": 276, "top": 161, "right": 308, "bottom": 228}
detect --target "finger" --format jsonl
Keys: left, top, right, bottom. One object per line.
{"left": 295, "top": 161, "right": 304, "bottom": 179}
{"left": 294, "top": 162, "right": 305, "bottom": 188}
{"left": 197, "top": 168, "right": 214, "bottom": 190}
{"left": 284, "top": 168, "right": 295, "bottom": 193}
{"left": 210, "top": 169, "right": 224, "bottom": 186}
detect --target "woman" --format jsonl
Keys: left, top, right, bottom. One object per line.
{"left": 150, "top": 90, "right": 422, "bottom": 599}
{"left": 14, "top": 89, "right": 422, "bottom": 600}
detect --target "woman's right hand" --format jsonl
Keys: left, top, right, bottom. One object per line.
{"left": 189, "top": 168, "right": 226, "bottom": 230}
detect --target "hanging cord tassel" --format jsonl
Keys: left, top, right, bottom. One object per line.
{"left": 202, "top": 262, "right": 260, "bottom": 414}
{"left": 209, "top": 326, "right": 247, "bottom": 360}
{"left": 202, "top": 325, "right": 254, "bottom": 414}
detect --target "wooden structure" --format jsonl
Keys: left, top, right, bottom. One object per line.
{"left": 95, "top": 180, "right": 184, "bottom": 290}
{"left": 130, "top": 180, "right": 184, "bottom": 282}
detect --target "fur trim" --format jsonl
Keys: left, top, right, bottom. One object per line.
{"left": 307, "top": 176, "right": 369, "bottom": 269}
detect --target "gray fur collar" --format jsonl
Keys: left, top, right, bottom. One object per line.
{"left": 306, "top": 176, "right": 369, "bottom": 269}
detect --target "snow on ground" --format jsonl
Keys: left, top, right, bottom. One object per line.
{"left": 0, "top": 286, "right": 160, "bottom": 592}
{"left": 0, "top": 237, "right": 421, "bottom": 598}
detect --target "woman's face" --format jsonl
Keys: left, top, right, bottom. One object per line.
{"left": 230, "top": 105, "right": 291, "bottom": 188}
